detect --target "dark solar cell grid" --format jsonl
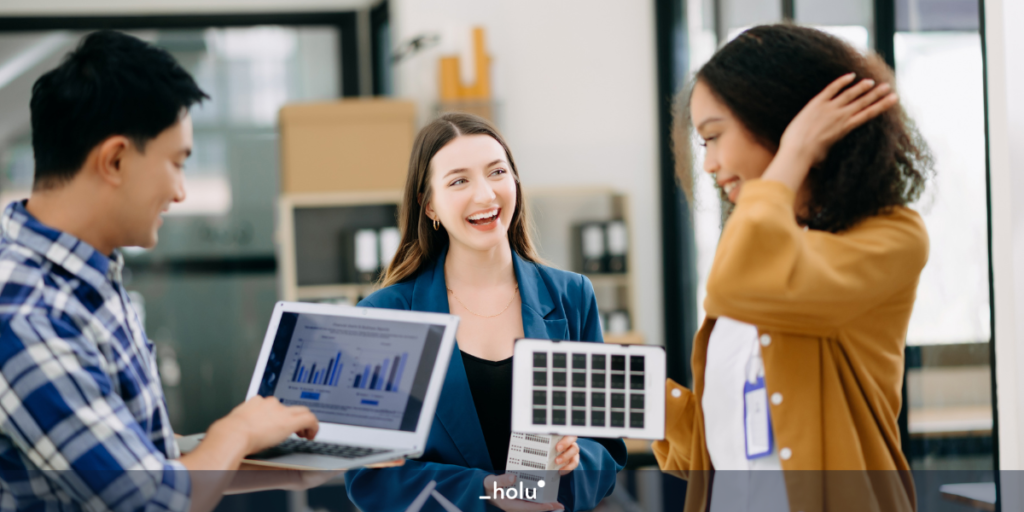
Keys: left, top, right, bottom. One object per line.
{"left": 528, "top": 350, "right": 648, "bottom": 429}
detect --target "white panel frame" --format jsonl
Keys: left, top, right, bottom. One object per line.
{"left": 511, "top": 338, "right": 666, "bottom": 440}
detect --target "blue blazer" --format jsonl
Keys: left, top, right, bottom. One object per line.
{"left": 345, "top": 245, "right": 628, "bottom": 511}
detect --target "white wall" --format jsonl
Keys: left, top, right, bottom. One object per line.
{"left": 390, "top": 0, "right": 664, "bottom": 346}
{"left": 986, "top": 0, "right": 1024, "bottom": 491}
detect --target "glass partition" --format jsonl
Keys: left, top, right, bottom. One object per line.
{"left": 0, "top": 26, "right": 343, "bottom": 435}
{"left": 894, "top": 0, "right": 994, "bottom": 471}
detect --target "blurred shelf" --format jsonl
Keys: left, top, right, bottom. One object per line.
{"left": 281, "top": 186, "right": 644, "bottom": 343}
{"left": 525, "top": 185, "right": 622, "bottom": 198}
{"left": 281, "top": 190, "right": 401, "bottom": 208}
{"left": 908, "top": 405, "right": 993, "bottom": 437}
{"left": 277, "top": 192, "right": 400, "bottom": 303}
{"left": 526, "top": 189, "right": 638, "bottom": 342}
{"left": 604, "top": 331, "right": 644, "bottom": 345}
{"left": 585, "top": 273, "right": 629, "bottom": 287}
{"left": 295, "top": 284, "right": 378, "bottom": 303}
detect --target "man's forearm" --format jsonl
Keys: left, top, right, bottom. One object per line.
{"left": 178, "top": 423, "right": 250, "bottom": 512}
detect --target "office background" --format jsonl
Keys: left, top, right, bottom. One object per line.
{"left": 0, "top": 0, "right": 1015, "bottom": 510}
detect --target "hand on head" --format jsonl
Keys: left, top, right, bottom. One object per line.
{"left": 782, "top": 73, "right": 899, "bottom": 166}
{"left": 764, "top": 73, "right": 899, "bottom": 192}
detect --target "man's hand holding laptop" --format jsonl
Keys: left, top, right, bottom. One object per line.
{"left": 180, "top": 396, "right": 318, "bottom": 472}
{"left": 202, "top": 395, "right": 406, "bottom": 471}
{"left": 213, "top": 396, "right": 406, "bottom": 497}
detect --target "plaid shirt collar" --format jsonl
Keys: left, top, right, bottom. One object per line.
{"left": 1, "top": 200, "right": 126, "bottom": 288}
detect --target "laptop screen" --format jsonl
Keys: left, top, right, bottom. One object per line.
{"left": 257, "top": 311, "right": 445, "bottom": 432}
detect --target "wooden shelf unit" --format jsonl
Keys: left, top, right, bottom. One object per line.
{"left": 276, "top": 187, "right": 645, "bottom": 347}
{"left": 277, "top": 99, "right": 415, "bottom": 304}
{"left": 277, "top": 191, "right": 402, "bottom": 304}
{"left": 525, "top": 187, "right": 643, "bottom": 345}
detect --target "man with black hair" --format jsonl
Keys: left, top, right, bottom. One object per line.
{"left": 0, "top": 30, "right": 321, "bottom": 511}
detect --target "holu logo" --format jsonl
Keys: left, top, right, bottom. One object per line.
{"left": 479, "top": 479, "right": 545, "bottom": 501}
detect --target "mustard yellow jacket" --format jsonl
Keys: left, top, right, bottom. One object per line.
{"left": 653, "top": 180, "right": 929, "bottom": 512}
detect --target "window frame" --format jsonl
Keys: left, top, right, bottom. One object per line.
{"left": 0, "top": 12, "right": 363, "bottom": 97}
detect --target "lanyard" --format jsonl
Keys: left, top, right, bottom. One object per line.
{"left": 743, "top": 336, "right": 774, "bottom": 459}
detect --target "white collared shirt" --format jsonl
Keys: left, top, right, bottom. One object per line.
{"left": 702, "top": 316, "right": 788, "bottom": 512}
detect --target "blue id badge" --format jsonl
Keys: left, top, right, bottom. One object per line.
{"left": 743, "top": 375, "right": 774, "bottom": 459}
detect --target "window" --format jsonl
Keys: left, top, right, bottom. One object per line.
{"left": 894, "top": 0, "right": 993, "bottom": 471}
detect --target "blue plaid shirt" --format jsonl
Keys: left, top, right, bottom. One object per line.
{"left": 0, "top": 202, "right": 190, "bottom": 511}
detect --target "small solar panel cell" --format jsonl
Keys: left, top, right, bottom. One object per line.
{"left": 573, "top": 354, "right": 587, "bottom": 369}
{"left": 630, "top": 355, "right": 645, "bottom": 372}
{"left": 572, "top": 392, "right": 586, "bottom": 407}
{"left": 630, "top": 393, "right": 644, "bottom": 409}
{"left": 553, "top": 409, "right": 566, "bottom": 425}
{"left": 611, "top": 411, "right": 625, "bottom": 427}
{"left": 553, "top": 353, "right": 567, "bottom": 368}
{"left": 533, "top": 352, "right": 547, "bottom": 368}
{"left": 533, "top": 408, "right": 546, "bottom": 425}
{"left": 612, "top": 355, "right": 626, "bottom": 371}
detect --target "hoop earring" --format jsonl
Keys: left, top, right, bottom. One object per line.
{"left": 433, "top": 218, "right": 440, "bottom": 231}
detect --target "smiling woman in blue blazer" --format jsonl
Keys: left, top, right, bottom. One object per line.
{"left": 345, "top": 113, "right": 626, "bottom": 512}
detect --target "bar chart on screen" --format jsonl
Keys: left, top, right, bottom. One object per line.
{"left": 291, "top": 350, "right": 345, "bottom": 386}
{"left": 286, "top": 335, "right": 412, "bottom": 394}
{"left": 288, "top": 336, "right": 346, "bottom": 388}
{"left": 351, "top": 352, "right": 409, "bottom": 391}
{"left": 271, "top": 311, "right": 431, "bottom": 430}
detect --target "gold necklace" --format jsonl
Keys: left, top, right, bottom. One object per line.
{"left": 447, "top": 285, "right": 519, "bottom": 318}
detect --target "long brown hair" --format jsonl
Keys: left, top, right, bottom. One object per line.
{"left": 380, "top": 113, "right": 540, "bottom": 287}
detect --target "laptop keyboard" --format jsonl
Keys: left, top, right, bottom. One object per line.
{"left": 249, "top": 438, "right": 391, "bottom": 460}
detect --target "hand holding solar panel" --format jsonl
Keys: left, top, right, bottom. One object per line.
{"left": 511, "top": 339, "right": 665, "bottom": 440}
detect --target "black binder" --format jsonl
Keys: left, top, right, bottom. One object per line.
{"left": 574, "top": 222, "right": 607, "bottom": 273}
{"left": 605, "top": 220, "right": 628, "bottom": 273}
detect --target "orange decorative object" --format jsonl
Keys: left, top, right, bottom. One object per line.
{"left": 438, "top": 27, "right": 492, "bottom": 101}
{"left": 439, "top": 56, "right": 462, "bottom": 101}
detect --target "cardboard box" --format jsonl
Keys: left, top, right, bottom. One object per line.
{"left": 279, "top": 99, "right": 416, "bottom": 194}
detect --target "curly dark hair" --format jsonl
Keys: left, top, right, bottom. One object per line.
{"left": 675, "top": 24, "right": 933, "bottom": 233}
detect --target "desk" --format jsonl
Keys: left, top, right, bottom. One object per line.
{"left": 939, "top": 483, "right": 996, "bottom": 512}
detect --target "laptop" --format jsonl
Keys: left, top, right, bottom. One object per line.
{"left": 178, "top": 301, "right": 459, "bottom": 470}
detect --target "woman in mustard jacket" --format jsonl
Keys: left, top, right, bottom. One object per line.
{"left": 653, "top": 25, "right": 932, "bottom": 512}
